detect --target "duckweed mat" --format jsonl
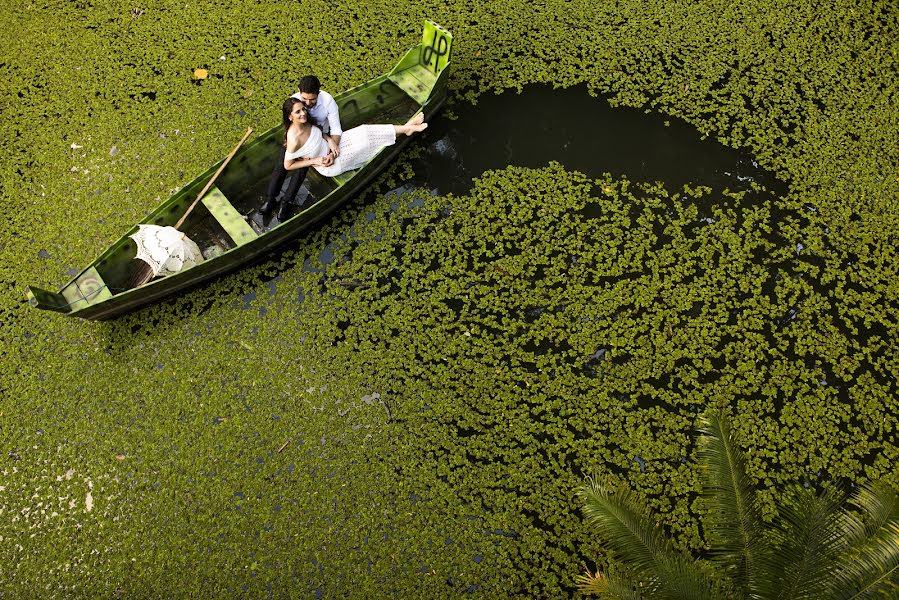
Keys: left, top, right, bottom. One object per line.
{"left": 2, "top": 0, "right": 897, "bottom": 596}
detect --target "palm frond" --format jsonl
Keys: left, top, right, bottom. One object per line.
{"left": 577, "top": 564, "right": 646, "bottom": 599}
{"left": 578, "top": 478, "right": 717, "bottom": 600}
{"left": 833, "top": 508, "right": 899, "bottom": 598}
{"left": 576, "top": 414, "right": 899, "bottom": 600}
{"left": 697, "top": 411, "right": 771, "bottom": 595}
{"left": 577, "top": 564, "right": 613, "bottom": 597}
{"left": 654, "top": 554, "right": 726, "bottom": 600}
{"left": 770, "top": 483, "right": 849, "bottom": 599}
{"left": 579, "top": 479, "right": 672, "bottom": 580}
{"left": 850, "top": 482, "right": 899, "bottom": 542}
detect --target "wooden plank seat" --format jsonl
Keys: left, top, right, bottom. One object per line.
{"left": 388, "top": 65, "right": 437, "bottom": 106}
{"left": 201, "top": 186, "right": 257, "bottom": 245}
{"left": 331, "top": 169, "right": 358, "bottom": 187}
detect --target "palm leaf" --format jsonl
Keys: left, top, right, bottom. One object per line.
{"left": 831, "top": 482, "right": 899, "bottom": 599}
{"left": 850, "top": 482, "right": 899, "bottom": 542}
{"left": 770, "top": 483, "right": 848, "bottom": 599}
{"left": 655, "top": 555, "right": 727, "bottom": 600}
{"left": 577, "top": 564, "right": 646, "bottom": 599}
{"left": 579, "top": 478, "right": 717, "bottom": 600}
{"left": 837, "top": 523, "right": 899, "bottom": 599}
{"left": 579, "top": 479, "right": 671, "bottom": 582}
{"left": 697, "top": 412, "right": 771, "bottom": 596}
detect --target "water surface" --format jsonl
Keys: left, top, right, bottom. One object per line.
{"left": 406, "top": 84, "right": 777, "bottom": 195}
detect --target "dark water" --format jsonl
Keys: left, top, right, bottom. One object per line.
{"left": 404, "top": 84, "right": 778, "bottom": 195}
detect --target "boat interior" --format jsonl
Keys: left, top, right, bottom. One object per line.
{"left": 53, "top": 79, "right": 425, "bottom": 311}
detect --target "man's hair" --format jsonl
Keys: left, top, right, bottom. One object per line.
{"left": 298, "top": 75, "right": 321, "bottom": 95}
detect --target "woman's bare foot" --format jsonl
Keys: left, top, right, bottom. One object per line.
{"left": 400, "top": 113, "right": 428, "bottom": 135}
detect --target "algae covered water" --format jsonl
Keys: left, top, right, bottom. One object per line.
{"left": 2, "top": 0, "right": 898, "bottom": 596}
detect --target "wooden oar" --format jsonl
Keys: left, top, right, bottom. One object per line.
{"left": 174, "top": 126, "right": 254, "bottom": 229}
{"left": 130, "top": 126, "right": 254, "bottom": 288}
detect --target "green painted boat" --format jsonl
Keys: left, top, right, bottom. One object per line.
{"left": 26, "top": 21, "right": 452, "bottom": 321}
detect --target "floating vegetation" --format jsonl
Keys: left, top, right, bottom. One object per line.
{"left": 1, "top": 0, "right": 897, "bottom": 596}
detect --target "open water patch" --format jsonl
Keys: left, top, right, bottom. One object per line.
{"left": 405, "top": 84, "right": 781, "bottom": 195}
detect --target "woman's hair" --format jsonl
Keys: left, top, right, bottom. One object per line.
{"left": 281, "top": 96, "right": 305, "bottom": 145}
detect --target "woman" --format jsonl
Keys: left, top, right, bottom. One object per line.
{"left": 281, "top": 96, "right": 427, "bottom": 177}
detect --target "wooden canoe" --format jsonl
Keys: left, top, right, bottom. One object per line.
{"left": 27, "top": 21, "right": 452, "bottom": 320}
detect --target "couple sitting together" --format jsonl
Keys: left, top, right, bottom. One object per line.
{"left": 260, "top": 75, "right": 429, "bottom": 219}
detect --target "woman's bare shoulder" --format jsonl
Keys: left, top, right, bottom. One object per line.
{"left": 285, "top": 127, "right": 304, "bottom": 151}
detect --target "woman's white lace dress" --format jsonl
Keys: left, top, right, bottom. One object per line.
{"left": 285, "top": 125, "right": 396, "bottom": 177}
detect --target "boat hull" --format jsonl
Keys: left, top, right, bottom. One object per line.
{"left": 27, "top": 22, "right": 452, "bottom": 320}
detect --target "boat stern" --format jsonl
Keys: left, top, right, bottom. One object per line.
{"left": 25, "top": 286, "right": 72, "bottom": 314}
{"left": 27, "top": 265, "right": 115, "bottom": 315}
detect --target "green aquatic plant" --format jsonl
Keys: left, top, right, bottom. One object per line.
{"left": 578, "top": 412, "right": 899, "bottom": 598}
{"left": 2, "top": 0, "right": 898, "bottom": 595}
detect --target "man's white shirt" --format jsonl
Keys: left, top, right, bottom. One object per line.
{"left": 291, "top": 90, "right": 343, "bottom": 136}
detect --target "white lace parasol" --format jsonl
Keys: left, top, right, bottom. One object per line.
{"left": 130, "top": 224, "right": 204, "bottom": 278}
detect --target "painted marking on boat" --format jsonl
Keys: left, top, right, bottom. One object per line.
{"left": 421, "top": 29, "right": 449, "bottom": 74}
{"left": 342, "top": 99, "right": 360, "bottom": 114}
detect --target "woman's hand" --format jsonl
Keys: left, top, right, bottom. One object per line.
{"left": 319, "top": 155, "right": 335, "bottom": 167}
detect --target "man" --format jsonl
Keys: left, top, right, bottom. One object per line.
{"left": 261, "top": 75, "right": 343, "bottom": 219}
{"left": 292, "top": 75, "right": 342, "bottom": 156}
